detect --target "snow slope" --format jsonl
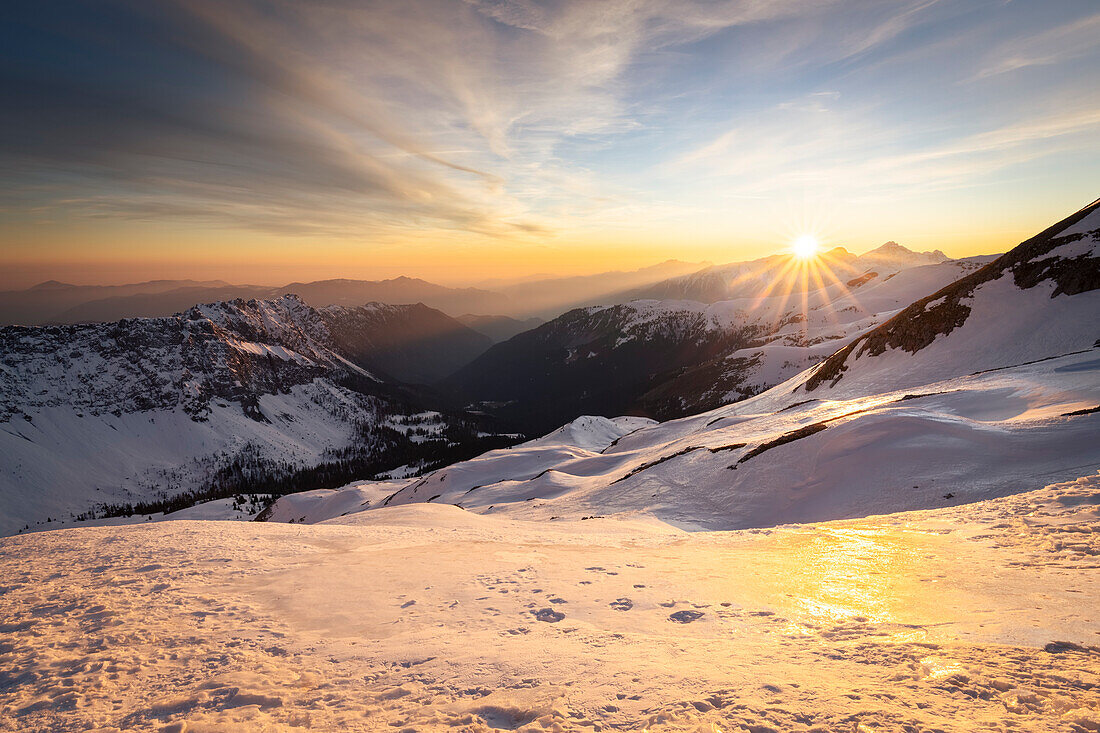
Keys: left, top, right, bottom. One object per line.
{"left": 794, "top": 197, "right": 1100, "bottom": 400}
{"left": 2, "top": 470, "right": 1097, "bottom": 732}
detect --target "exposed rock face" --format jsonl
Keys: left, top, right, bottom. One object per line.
{"left": 0, "top": 296, "right": 348, "bottom": 423}
{"left": 0, "top": 295, "right": 495, "bottom": 423}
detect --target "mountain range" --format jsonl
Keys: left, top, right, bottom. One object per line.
{"left": 267, "top": 197, "right": 1100, "bottom": 530}
{"left": 1, "top": 247, "right": 940, "bottom": 327}
{"left": 0, "top": 261, "right": 707, "bottom": 326}
{"left": 3, "top": 206, "right": 1097, "bottom": 536}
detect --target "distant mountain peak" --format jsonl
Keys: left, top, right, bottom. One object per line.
{"left": 868, "top": 240, "right": 906, "bottom": 253}
{"left": 28, "top": 280, "right": 75, "bottom": 290}
{"left": 862, "top": 241, "right": 948, "bottom": 261}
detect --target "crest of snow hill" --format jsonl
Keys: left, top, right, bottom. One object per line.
{"left": 1, "top": 199, "right": 1098, "bottom": 534}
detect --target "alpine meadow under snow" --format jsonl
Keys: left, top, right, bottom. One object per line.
{"left": 1, "top": 198, "right": 1098, "bottom": 731}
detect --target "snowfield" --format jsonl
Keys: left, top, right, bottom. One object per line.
{"left": 1, "top": 471, "right": 1097, "bottom": 732}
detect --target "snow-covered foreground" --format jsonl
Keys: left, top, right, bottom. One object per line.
{"left": 2, "top": 471, "right": 1098, "bottom": 732}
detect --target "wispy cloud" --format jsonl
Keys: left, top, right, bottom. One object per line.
{"left": 970, "top": 12, "right": 1100, "bottom": 80}
{"left": 0, "top": 0, "right": 1097, "bottom": 266}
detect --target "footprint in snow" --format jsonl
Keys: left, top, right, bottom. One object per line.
{"left": 533, "top": 608, "right": 565, "bottom": 623}
{"left": 669, "top": 610, "right": 704, "bottom": 624}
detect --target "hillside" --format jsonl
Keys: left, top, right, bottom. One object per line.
{"left": 0, "top": 295, "right": 509, "bottom": 535}
{"left": 795, "top": 197, "right": 1100, "bottom": 399}
{"left": 457, "top": 313, "right": 545, "bottom": 343}
{"left": 446, "top": 254, "right": 993, "bottom": 434}
{"left": 322, "top": 302, "right": 491, "bottom": 383}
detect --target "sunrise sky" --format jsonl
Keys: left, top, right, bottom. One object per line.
{"left": 2, "top": 0, "right": 1098, "bottom": 288}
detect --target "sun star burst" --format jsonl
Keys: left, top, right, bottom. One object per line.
{"left": 792, "top": 234, "right": 820, "bottom": 260}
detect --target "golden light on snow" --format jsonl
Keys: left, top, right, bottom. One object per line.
{"left": 792, "top": 234, "right": 820, "bottom": 260}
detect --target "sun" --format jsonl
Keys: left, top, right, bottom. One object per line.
{"left": 791, "top": 234, "right": 819, "bottom": 260}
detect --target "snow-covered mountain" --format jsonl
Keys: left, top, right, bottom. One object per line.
{"left": 0, "top": 295, "right": 509, "bottom": 535}
{"left": 262, "top": 201, "right": 1100, "bottom": 531}
{"left": 623, "top": 241, "right": 948, "bottom": 303}
{"left": 792, "top": 196, "right": 1100, "bottom": 400}
{"left": 447, "top": 253, "right": 993, "bottom": 434}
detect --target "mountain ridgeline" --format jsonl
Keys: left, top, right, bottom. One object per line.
{"left": 445, "top": 243, "right": 991, "bottom": 435}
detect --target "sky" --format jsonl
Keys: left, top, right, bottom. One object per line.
{"left": 1, "top": 0, "right": 1098, "bottom": 289}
